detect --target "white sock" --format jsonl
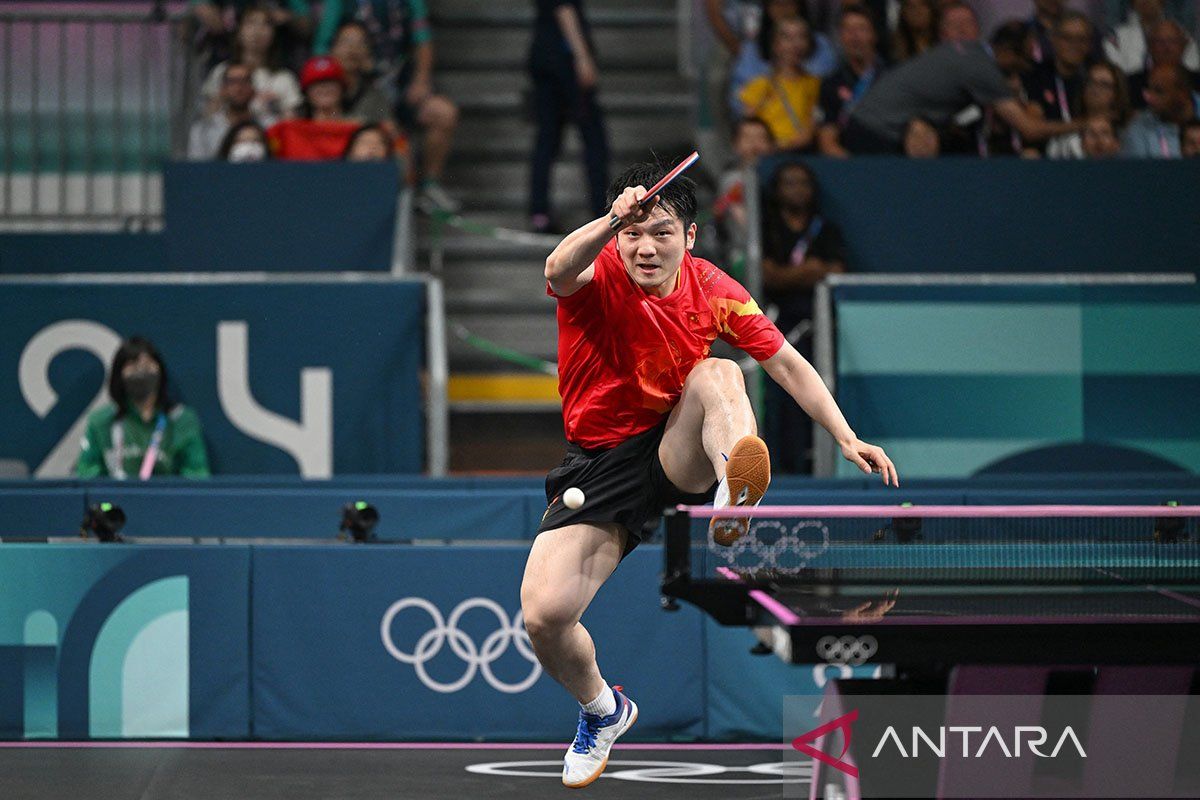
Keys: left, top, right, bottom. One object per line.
{"left": 713, "top": 476, "right": 730, "bottom": 509}
{"left": 581, "top": 685, "right": 617, "bottom": 717}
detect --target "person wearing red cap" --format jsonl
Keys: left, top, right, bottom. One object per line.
{"left": 267, "top": 56, "right": 362, "bottom": 160}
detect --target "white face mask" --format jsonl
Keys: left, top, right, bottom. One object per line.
{"left": 228, "top": 140, "right": 267, "bottom": 162}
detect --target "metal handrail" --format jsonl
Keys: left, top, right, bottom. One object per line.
{"left": 0, "top": 5, "right": 195, "bottom": 228}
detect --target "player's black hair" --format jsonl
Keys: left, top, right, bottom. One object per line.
{"left": 606, "top": 158, "right": 698, "bottom": 229}
{"left": 109, "top": 336, "right": 174, "bottom": 419}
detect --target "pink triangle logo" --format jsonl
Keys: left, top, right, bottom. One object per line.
{"left": 791, "top": 709, "right": 860, "bottom": 778}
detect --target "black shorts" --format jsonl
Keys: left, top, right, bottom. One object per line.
{"left": 536, "top": 420, "right": 716, "bottom": 559}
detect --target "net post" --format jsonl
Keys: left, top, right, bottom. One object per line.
{"left": 662, "top": 506, "right": 692, "bottom": 595}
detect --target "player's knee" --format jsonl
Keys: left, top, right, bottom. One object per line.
{"left": 689, "top": 357, "right": 744, "bottom": 391}
{"left": 521, "top": 593, "right": 575, "bottom": 642}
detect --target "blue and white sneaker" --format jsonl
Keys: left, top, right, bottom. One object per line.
{"left": 562, "top": 685, "right": 638, "bottom": 788}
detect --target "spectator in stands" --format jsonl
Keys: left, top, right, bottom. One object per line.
{"left": 981, "top": 23, "right": 1044, "bottom": 157}
{"left": 1024, "top": 0, "right": 1065, "bottom": 65}
{"left": 1104, "top": 0, "right": 1199, "bottom": 76}
{"left": 1122, "top": 62, "right": 1199, "bottom": 156}
{"left": 1022, "top": 12, "right": 1094, "bottom": 131}
{"left": 1127, "top": 21, "right": 1200, "bottom": 108}
{"left": 77, "top": 336, "right": 210, "bottom": 479}
{"left": 729, "top": 0, "right": 838, "bottom": 119}
{"left": 739, "top": 18, "right": 821, "bottom": 151}
{"left": 528, "top": 0, "right": 610, "bottom": 234}
{"left": 200, "top": 3, "right": 303, "bottom": 121}
{"left": 714, "top": 117, "right": 776, "bottom": 277}
{"left": 903, "top": 116, "right": 941, "bottom": 156}
{"left": 188, "top": 62, "right": 263, "bottom": 159}
{"left": 342, "top": 123, "right": 402, "bottom": 161}
{"left": 191, "top": 0, "right": 312, "bottom": 71}
{"left": 938, "top": 2, "right": 979, "bottom": 44}
{"left": 1081, "top": 114, "right": 1123, "bottom": 156}
{"left": 760, "top": 161, "right": 846, "bottom": 473}
{"left": 817, "top": 5, "right": 886, "bottom": 157}
{"left": 330, "top": 21, "right": 393, "bottom": 124}
{"left": 267, "top": 56, "right": 360, "bottom": 159}
{"left": 890, "top": 0, "right": 937, "bottom": 62}
{"left": 217, "top": 120, "right": 272, "bottom": 161}
{"left": 1046, "top": 61, "right": 1131, "bottom": 157}
{"left": 845, "top": 16, "right": 1082, "bottom": 153}
{"left": 314, "top": 0, "right": 459, "bottom": 211}
{"left": 759, "top": 0, "right": 838, "bottom": 77}
{"left": 1183, "top": 118, "right": 1200, "bottom": 155}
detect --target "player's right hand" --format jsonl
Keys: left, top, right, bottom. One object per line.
{"left": 609, "top": 185, "right": 656, "bottom": 229}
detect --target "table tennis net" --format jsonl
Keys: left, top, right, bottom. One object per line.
{"left": 677, "top": 504, "right": 1200, "bottom": 585}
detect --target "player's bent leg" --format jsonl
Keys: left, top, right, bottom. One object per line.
{"left": 659, "top": 357, "right": 756, "bottom": 492}
{"left": 520, "top": 522, "right": 638, "bottom": 788}
{"left": 658, "top": 357, "right": 770, "bottom": 546}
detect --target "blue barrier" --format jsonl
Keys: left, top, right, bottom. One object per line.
{"left": 251, "top": 545, "right": 707, "bottom": 741}
{"left": 0, "top": 545, "right": 250, "bottom": 739}
{"left": 83, "top": 487, "right": 544, "bottom": 541}
{"left": 162, "top": 163, "right": 400, "bottom": 272}
{"left": 832, "top": 283, "right": 1200, "bottom": 477}
{"left": 0, "top": 233, "right": 167, "bottom": 274}
{"left": 759, "top": 157, "right": 1200, "bottom": 274}
{"left": 0, "top": 541, "right": 839, "bottom": 742}
{"left": 0, "top": 280, "right": 425, "bottom": 477}
{"left": 0, "top": 488, "right": 87, "bottom": 538}
{"left": 3, "top": 476, "right": 1200, "bottom": 540}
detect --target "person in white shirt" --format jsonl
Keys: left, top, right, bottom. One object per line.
{"left": 200, "top": 5, "right": 302, "bottom": 122}
{"left": 1103, "top": 0, "right": 1199, "bottom": 74}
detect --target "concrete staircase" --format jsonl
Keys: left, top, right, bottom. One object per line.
{"left": 427, "top": 0, "right": 696, "bottom": 470}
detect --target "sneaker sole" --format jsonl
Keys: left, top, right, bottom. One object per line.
{"left": 710, "top": 435, "right": 771, "bottom": 547}
{"left": 562, "top": 700, "right": 638, "bottom": 789}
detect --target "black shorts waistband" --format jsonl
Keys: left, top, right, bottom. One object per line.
{"left": 565, "top": 420, "right": 667, "bottom": 459}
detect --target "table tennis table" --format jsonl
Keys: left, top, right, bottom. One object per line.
{"left": 661, "top": 505, "right": 1200, "bottom": 671}
{"left": 663, "top": 504, "right": 1200, "bottom": 797}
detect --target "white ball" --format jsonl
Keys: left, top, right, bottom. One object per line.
{"left": 563, "top": 487, "right": 585, "bottom": 510}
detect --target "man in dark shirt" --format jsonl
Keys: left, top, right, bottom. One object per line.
{"left": 817, "top": 5, "right": 885, "bottom": 157}
{"left": 845, "top": 9, "right": 1082, "bottom": 153}
{"left": 1022, "top": 12, "right": 1093, "bottom": 126}
{"left": 1024, "top": 0, "right": 1064, "bottom": 65}
{"left": 1128, "top": 20, "right": 1200, "bottom": 109}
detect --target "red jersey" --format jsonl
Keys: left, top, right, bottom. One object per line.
{"left": 267, "top": 118, "right": 360, "bottom": 160}
{"left": 550, "top": 239, "right": 785, "bottom": 449}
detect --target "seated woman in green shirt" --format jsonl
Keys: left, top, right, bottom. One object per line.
{"left": 77, "top": 336, "right": 211, "bottom": 479}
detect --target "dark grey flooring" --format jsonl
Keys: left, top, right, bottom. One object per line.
{"left": 0, "top": 746, "right": 810, "bottom": 799}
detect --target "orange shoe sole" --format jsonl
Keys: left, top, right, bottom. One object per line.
{"left": 710, "top": 435, "right": 771, "bottom": 547}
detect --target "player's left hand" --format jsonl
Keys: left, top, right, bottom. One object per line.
{"left": 840, "top": 438, "right": 899, "bottom": 487}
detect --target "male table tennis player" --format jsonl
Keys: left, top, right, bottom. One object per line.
{"left": 521, "top": 160, "right": 898, "bottom": 788}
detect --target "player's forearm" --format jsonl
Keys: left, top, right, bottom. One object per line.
{"left": 544, "top": 216, "right": 613, "bottom": 283}
{"left": 762, "top": 342, "right": 856, "bottom": 445}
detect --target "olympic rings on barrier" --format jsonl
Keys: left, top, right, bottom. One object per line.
{"left": 380, "top": 597, "right": 542, "bottom": 694}
{"left": 816, "top": 635, "right": 878, "bottom": 666}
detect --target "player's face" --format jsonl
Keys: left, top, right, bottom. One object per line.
{"left": 616, "top": 206, "right": 697, "bottom": 297}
